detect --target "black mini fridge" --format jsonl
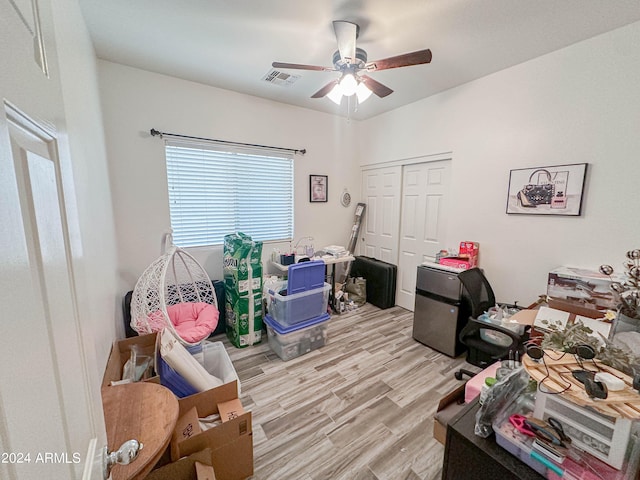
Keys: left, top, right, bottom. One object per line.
{"left": 412, "top": 262, "right": 470, "bottom": 357}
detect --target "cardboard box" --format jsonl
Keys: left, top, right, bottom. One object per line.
{"left": 458, "top": 241, "right": 479, "bottom": 267}
{"left": 195, "top": 461, "right": 216, "bottom": 480}
{"left": 546, "top": 297, "right": 604, "bottom": 319}
{"left": 172, "top": 406, "right": 202, "bottom": 462}
{"left": 547, "top": 266, "right": 622, "bottom": 313}
{"left": 218, "top": 398, "right": 245, "bottom": 422}
{"left": 433, "top": 384, "right": 466, "bottom": 444}
{"left": 102, "top": 332, "right": 159, "bottom": 388}
{"left": 146, "top": 448, "right": 215, "bottom": 480}
{"left": 172, "top": 381, "right": 253, "bottom": 480}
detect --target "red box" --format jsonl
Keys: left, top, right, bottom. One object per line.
{"left": 459, "top": 241, "right": 479, "bottom": 267}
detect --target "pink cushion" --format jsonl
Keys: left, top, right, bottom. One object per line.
{"left": 166, "top": 302, "right": 219, "bottom": 343}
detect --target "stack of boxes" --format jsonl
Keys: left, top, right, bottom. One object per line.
{"left": 264, "top": 260, "right": 331, "bottom": 361}
{"left": 438, "top": 241, "right": 480, "bottom": 270}
{"left": 223, "top": 232, "right": 263, "bottom": 348}
{"left": 546, "top": 266, "right": 622, "bottom": 316}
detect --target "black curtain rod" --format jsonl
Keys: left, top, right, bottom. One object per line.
{"left": 150, "top": 128, "right": 306, "bottom": 155}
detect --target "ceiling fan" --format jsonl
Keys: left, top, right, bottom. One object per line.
{"left": 272, "top": 20, "right": 432, "bottom": 104}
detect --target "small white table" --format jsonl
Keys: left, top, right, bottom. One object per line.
{"left": 271, "top": 255, "right": 355, "bottom": 311}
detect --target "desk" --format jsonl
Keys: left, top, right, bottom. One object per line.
{"left": 442, "top": 398, "right": 544, "bottom": 480}
{"left": 271, "top": 255, "right": 355, "bottom": 311}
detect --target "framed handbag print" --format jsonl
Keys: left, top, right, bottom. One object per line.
{"left": 506, "top": 163, "right": 588, "bottom": 216}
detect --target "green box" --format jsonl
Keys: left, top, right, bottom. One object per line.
{"left": 225, "top": 294, "right": 263, "bottom": 348}
{"left": 223, "top": 233, "right": 263, "bottom": 296}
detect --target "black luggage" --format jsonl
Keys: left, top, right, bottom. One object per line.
{"left": 209, "top": 279, "right": 226, "bottom": 337}
{"left": 350, "top": 256, "right": 397, "bottom": 309}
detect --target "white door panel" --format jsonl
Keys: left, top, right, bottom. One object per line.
{"left": 1, "top": 108, "right": 100, "bottom": 480}
{"left": 360, "top": 166, "right": 401, "bottom": 264}
{"left": 379, "top": 248, "right": 394, "bottom": 264}
{"left": 1, "top": 3, "right": 107, "bottom": 479}
{"left": 364, "top": 195, "right": 377, "bottom": 236}
{"left": 397, "top": 160, "right": 452, "bottom": 311}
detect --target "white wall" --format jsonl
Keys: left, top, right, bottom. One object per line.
{"left": 98, "top": 61, "right": 362, "bottom": 299}
{"left": 52, "top": 0, "right": 118, "bottom": 417}
{"left": 359, "top": 22, "right": 640, "bottom": 307}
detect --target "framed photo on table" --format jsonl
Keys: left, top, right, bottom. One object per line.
{"left": 506, "top": 163, "right": 588, "bottom": 216}
{"left": 310, "top": 175, "right": 328, "bottom": 203}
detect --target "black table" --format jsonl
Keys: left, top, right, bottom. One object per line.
{"left": 442, "top": 398, "right": 544, "bottom": 480}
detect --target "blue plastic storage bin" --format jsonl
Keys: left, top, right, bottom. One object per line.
{"left": 157, "top": 353, "right": 199, "bottom": 398}
{"left": 287, "top": 260, "right": 326, "bottom": 294}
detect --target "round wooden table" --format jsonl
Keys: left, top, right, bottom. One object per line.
{"left": 102, "top": 382, "right": 179, "bottom": 480}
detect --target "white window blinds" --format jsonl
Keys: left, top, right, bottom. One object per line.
{"left": 165, "top": 140, "right": 294, "bottom": 247}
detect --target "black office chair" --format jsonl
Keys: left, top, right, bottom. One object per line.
{"left": 455, "top": 268, "right": 528, "bottom": 379}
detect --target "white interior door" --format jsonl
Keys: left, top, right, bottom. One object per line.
{"left": 360, "top": 166, "right": 402, "bottom": 264}
{"left": 1, "top": 3, "right": 107, "bottom": 479}
{"left": 396, "top": 160, "right": 452, "bottom": 311}
{"left": 0, "top": 106, "right": 99, "bottom": 479}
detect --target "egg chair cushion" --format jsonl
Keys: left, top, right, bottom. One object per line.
{"left": 166, "top": 302, "right": 219, "bottom": 343}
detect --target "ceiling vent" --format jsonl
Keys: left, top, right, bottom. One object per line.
{"left": 261, "top": 69, "right": 300, "bottom": 87}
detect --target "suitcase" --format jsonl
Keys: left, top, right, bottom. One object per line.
{"left": 350, "top": 256, "right": 397, "bottom": 309}
{"left": 209, "top": 279, "right": 227, "bottom": 337}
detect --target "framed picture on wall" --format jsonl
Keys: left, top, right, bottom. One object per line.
{"left": 310, "top": 175, "right": 328, "bottom": 203}
{"left": 506, "top": 163, "right": 588, "bottom": 216}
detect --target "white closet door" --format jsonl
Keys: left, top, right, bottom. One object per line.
{"left": 397, "top": 160, "right": 451, "bottom": 311}
{"left": 359, "top": 166, "right": 402, "bottom": 264}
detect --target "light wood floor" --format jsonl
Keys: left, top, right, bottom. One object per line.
{"left": 218, "top": 303, "right": 478, "bottom": 480}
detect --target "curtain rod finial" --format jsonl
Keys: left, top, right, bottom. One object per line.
{"left": 150, "top": 128, "right": 162, "bottom": 137}
{"left": 299, "top": 149, "right": 306, "bottom": 155}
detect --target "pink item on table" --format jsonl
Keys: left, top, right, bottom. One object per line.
{"left": 464, "top": 362, "right": 501, "bottom": 403}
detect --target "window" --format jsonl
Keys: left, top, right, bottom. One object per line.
{"left": 165, "top": 140, "right": 294, "bottom": 247}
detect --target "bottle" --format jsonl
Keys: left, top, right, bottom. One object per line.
{"left": 479, "top": 377, "right": 497, "bottom": 405}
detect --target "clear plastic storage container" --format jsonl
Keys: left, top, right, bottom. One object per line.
{"left": 158, "top": 340, "right": 240, "bottom": 397}
{"left": 265, "top": 280, "right": 330, "bottom": 326}
{"left": 493, "top": 395, "right": 640, "bottom": 480}
{"left": 478, "top": 311, "right": 525, "bottom": 347}
{"left": 197, "top": 341, "right": 241, "bottom": 394}
{"left": 264, "top": 313, "right": 329, "bottom": 361}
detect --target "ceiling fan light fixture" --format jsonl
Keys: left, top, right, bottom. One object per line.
{"left": 355, "top": 81, "right": 372, "bottom": 103}
{"left": 327, "top": 83, "right": 343, "bottom": 105}
{"left": 339, "top": 73, "right": 358, "bottom": 96}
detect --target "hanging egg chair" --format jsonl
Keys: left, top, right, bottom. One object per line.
{"left": 130, "top": 234, "right": 219, "bottom": 346}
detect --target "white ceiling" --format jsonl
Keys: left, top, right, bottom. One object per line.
{"left": 79, "top": 0, "right": 640, "bottom": 121}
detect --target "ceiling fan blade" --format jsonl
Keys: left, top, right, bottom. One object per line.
{"left": 333, "top": 20, "right": 358, "bottom": 63}
{"left": 272, "top": 62, "right": 333, "bottom": 71}
{"left": 365, "top": 49, "right": 432, "bottom": 72}
{"left": 360, "top": 75, "right": 394, "bottom": 98}
{"left": 311, "top": 79, "right": 339, "bottom": 98}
